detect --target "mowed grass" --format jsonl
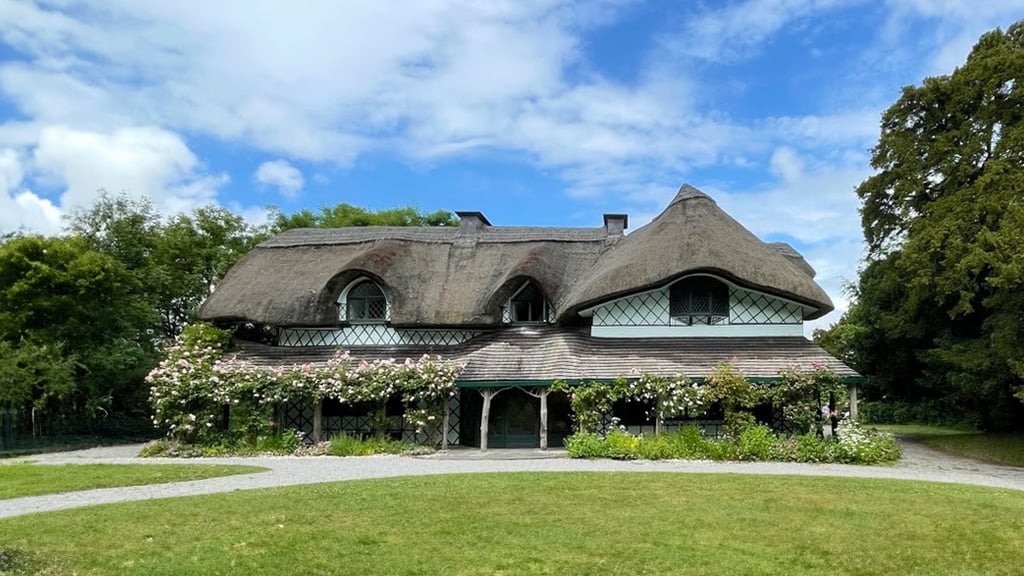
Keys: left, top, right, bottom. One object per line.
{"left": 2, "top": 473, "right": 1023, "bottom": 575}
{"left": 0, "top": 464, "right": 267, "bottom": 500}
{"left": 873, "top": 424, "right": 1024, "bottom": 467}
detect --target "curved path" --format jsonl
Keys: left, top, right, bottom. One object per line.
{"left": 2, "top": 440, "right": 1022, "bottom": 519}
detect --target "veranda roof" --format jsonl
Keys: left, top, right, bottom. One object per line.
{"left": 229, "top": 326, "right": 862, "bottom": 383}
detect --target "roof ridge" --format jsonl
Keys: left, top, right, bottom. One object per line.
{"left": 669, "top": 183, "right": 715, "bottom": 206}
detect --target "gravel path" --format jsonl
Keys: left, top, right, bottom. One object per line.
{"left": 2, "top": 439, "right": 1022, "bottom": 519}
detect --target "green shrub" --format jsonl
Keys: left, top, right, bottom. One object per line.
{"left": 835, "top": 421, "right": 901, "bottom": 464}
{"left": 793, "top": 434, "right": 836, "bottom": 463}
{"left": 328, "top": 434, "right": 411, "bottom": 456}
{"left": 637, "top": 435, "right": 675, "bottom": 460}
{"left": 605, "top": 429, "right": 641, "bottom": 460}
{"left": 564, "top": 433, "right": 610, "bottom": 458}
{"left": 735, "top": 425, "right": 776, "bottom": 460}
{"left": 662, "top": 426, "right": 714, "bottom": 459}
{"left": 564, "top": 421, "right": 900, "bottom": 465}
{"left": 139, "top": 439, "right": 171, "bottom": 457}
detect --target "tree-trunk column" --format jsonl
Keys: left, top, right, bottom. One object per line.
{"left": 441, "top": 396, "right": 450, "bottom": 451}
{"left": 312, "top": 399, "right": 323, "bottom": 443}
{"left": 848, "top": 383, "right": 859, "bottom": 422}
{"left": 479, "top": 389, "right": 493, "bottom": 451}
{"left": 539, "top": 389, "right": 549, "bottom": 450}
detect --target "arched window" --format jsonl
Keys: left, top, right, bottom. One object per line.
{"left": 508, "top": 281, "right": 547, "bottom": 323}
{"left": 669, "top": 276, "right": 729, "bottom": 325}
{"left": 343, "top": 280, "right": 387, "bottom": 322}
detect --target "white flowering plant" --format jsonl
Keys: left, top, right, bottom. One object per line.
{"left": 147, "top": 324, "right": 464, "bottom": 448}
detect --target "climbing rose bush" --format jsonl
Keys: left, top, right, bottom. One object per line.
{"left": 147, "top": 325, "right": 464, "bottom": 445}
{"left": 146, "top": 323, "right": 233, "bottom": 443}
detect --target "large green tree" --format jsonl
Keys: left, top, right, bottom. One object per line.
{"left": 0, "top": 235, "right": 157, "bottom": 427}
{"left": 66, "top": 194, "right": 265, "bottom": 338}
{"left": 838, "top": 20, "right": 1024, "bottom": 428}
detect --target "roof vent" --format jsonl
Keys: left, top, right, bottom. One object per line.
{"left": 455, "top": 211, "right": 492, "bottom": 234}
{"left": 603, "top": 213, "right": 629, "bottom": 236}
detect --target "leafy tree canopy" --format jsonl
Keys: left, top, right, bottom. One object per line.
{"left": 270, "top": 203, "right": 457, "bottom": 231}
{"left": 831, "top": 20, "right": 1024, "bottom": 429}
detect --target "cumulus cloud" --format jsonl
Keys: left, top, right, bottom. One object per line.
{"left": 0, "top": 148, "right": 61, "bottom": 234}
{"left": 0, "top": 0, "right": 713, "bottom": 192}
{"left": 31, "top": 125, "right": 227, "bottom": 220}
{"left": 2, "top": 0, "right": 1022, "bottom": 332}
{"left": 255, "top": 160, "right": 304, "bottom": 197}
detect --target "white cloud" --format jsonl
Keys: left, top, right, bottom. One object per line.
{"left": 0, "top": 148, "right": 61, "bottom": 234}
{"left": 31, "top": 125, "right": 227, "bottom": 219}
{"left": 668, "top": 0, "right": 866, "bottom": 62}
{"left": 0, "top": 0, "right": 719, "bottom": 196}
{"left": 2, "top": 0, "right": 1020, "bottom": 332}
{"left": 255, "top": 160, "right": 304, "bottom": 197}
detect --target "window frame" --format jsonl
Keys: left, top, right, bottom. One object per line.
{"left": 669, "top": 276, "right": 730, "bottom": 326}
{"left": 506, "top": 281, "right": 549, "bottom": 324}
{"left": 338, "top": 278, "right": 389, "bottom": 324}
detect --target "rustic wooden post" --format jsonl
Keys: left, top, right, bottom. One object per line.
{"left": 478, "top": 388, "right": 510, "bottom": 451}
{"left": 520, "top": 387, "right": 549, "bottom": 450}
{"left": 441, "top": 396, "right": 450, "bottom": 451}
{"left": 479, "top": 389, "right": 494, "bottom": 451}
{"left": 848, "top": 382, "right": 859, "bottom": 422}
{"left": 539, "top": 388, "right": 549, "bottom": 450}
{"left": 312, "top": 399, "right": 323, "bottom": 443}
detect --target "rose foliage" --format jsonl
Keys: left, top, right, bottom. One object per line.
{"left": 147, "top": 324, "right": 463, "bottom": 445}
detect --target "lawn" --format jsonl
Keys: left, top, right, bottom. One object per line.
{"left": 872, "top": 424, "right": 1024, "bottom": 467}
{"left": 0, "top": 464, "right": 267, "bottom": 500}
{"left": 1, "top": 472, "right": 1022, "bottom": 575}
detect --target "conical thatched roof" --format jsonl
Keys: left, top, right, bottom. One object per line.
{"left": 199, "top": 184, "right": 833, "bottom": 326}
{"left": 560, "top": 185, "right": 833, "bottom": 320}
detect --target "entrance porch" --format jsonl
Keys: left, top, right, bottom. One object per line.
{"left": 459, "top": 386, "right": 572, "bottom": 450}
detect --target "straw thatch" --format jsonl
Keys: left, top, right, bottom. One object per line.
{"left": 561, "top": 185, "right": 833, "bottom": 320}
{"left": 199, "top": 184, "right": 833, "bottom": 326}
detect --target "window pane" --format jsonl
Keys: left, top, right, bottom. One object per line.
{"left": 510, "top": 282, "right": 546, "bottom": 323}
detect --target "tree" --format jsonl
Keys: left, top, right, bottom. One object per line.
{"left": 0, "top": 235, "right": 157, "bottom": 428}
{"left": 154, "top": 207, "right": 264, "bottom": 336}
{"left": 0, "top": 341, "right": 76, "bottom": 434}
{"left": 850, "top": 20, "right": 1024, "bottom": 428}
{"left": 66, "top": 193, "right": 265, "bottom": 337}
{"left": 270, "top": 203, "right": 457, "bottom": 231}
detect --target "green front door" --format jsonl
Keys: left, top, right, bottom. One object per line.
{"left": 487, "top": 390, "right": 539, "bottom": 448}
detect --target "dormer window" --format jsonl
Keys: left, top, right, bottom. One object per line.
{"left": 508, "top": 281, "right": 548, "bottom": 323}
{"left": 670, "top": 276, "right": 729, "bottom": 325}
{"left": 340, "top": 279, "right": 388, "bottom": 323}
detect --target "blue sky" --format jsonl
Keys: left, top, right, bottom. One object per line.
{"left": 1, "top": 0, "right": 1023, "bottom": 332}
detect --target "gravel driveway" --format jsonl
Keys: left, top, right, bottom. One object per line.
{"left": 2, "top": 439, "right": 1022, "bottom": 519}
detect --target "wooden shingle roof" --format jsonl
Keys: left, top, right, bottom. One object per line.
{"left": 230, "top": 326, "right": 861, "bottom": 383}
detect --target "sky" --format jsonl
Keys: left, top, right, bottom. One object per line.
{"left": 1, "top": 0, "right": 1023, "bottom": 334}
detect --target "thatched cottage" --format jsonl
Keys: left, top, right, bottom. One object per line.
{"left": 200, "top": 184, "right": 860, "bottom": 448}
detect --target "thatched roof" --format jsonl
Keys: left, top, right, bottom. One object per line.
{"left": 561, "top": 185, "right": 832, "bottom": 320}
{"left": 230, "top": 326, "right": 862, "bottom": 382}
{"left": 199, "top": 184, "right": 833, "bottom": 326}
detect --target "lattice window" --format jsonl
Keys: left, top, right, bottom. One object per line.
{"left": 670, "top": 277, "right": 730, "bottom": 325}
{"left": 730, "top": 289, "right": 803, "bottom": 324}
{"left": 345, "top": 280, "right": 387, "bottom": 322}
{"left": 592, "top": 290, "right": 669, "bottom": 326}
{"left": 279, "top": 327, "right": 479, "bottom": 347}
